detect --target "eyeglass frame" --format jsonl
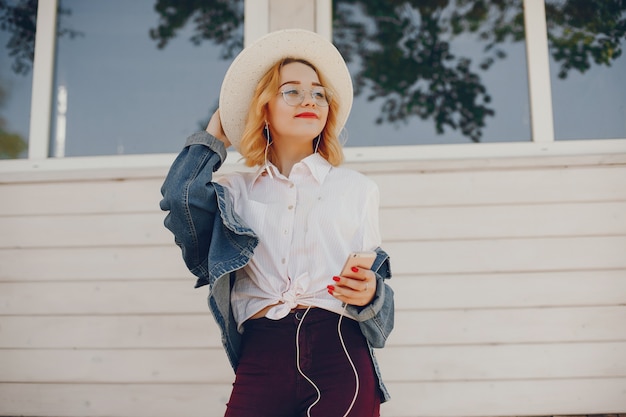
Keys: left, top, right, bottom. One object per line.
{"left": 277, "top": 84, "right": 333, "bottom": 107}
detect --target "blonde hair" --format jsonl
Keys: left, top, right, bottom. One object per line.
{"left": 238, "top": 58, "right": 344, "bottom": 167}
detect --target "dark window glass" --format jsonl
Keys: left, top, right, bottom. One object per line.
{"left": 52, "top": 0, "right": 243, "bottom": 157}
{"left": 546, "top": 0, "right": 626, "bottom": 141}
{"left": 333, "top": 0, "right": 531, "bottom": 146}
{"left": 0, "top": 0, "right": 36, "bottom": 159}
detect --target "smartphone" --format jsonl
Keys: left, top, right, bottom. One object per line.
{"left": 340, "top": 251, "right": 376, "bottom": 276}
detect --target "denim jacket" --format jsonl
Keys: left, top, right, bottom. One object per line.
{"left": 160, "top": 131, "right": 394, "bottom": 402}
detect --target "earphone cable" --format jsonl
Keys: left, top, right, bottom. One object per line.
{"left": 295, "top": 304, "right": 360, "bottom": 417}
{"left": 295, "top": 306, "right": 321, "bottom": 417}
{"left": 338, "top": 303, "right": 360, "bottom": 417}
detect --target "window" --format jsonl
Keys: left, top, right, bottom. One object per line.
{"left": 545, "top": 0, "right": 626, "bottom": 141}
{"left": 334, "top": 0, "right": 626, "bottom": 147}
{"left": 333, "top": 0, "right": 531, "bottom": 146}
{"left": 2, "top": 1, "right": 624, "bottom": 164}
{"left": 51, "top": 0, "right": 243, "bottom": 157}
{"left": 0, "top": 0, "right": 36, "bottom": 159}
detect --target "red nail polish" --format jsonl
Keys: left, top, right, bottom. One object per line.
{"left": 351, "top": 266, "right": 359, "bottom": 273}
{"left": 327, "top": 285, "right": 335, "bottom": 291}
{"left": 333, "top": 276, "right": 340, "bottom": 282}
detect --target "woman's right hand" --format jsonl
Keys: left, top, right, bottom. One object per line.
{"left": 206, "top": 109, "right": 231, "bottom": 148}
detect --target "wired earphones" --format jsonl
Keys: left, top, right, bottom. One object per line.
{"left": 295, "top": 304, "right": 360, "bottom": 417}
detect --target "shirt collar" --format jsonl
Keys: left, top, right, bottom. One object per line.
{"left": 300, "top": 153, "right": 332, "bottom": 185}
{"left": 250, "top": 153, "right": 332, "bottom": 188}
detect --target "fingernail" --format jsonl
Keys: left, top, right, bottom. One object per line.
{"left": 351, "top": 266, "right": 359, "bottom": 273}
{"left": 327, "top": 285, "right": 335, "bottom": 291}
{"left": 333, "top": 276, "right": 340, "bottom": 282}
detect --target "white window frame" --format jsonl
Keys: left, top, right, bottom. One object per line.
{"left": 1, "top": 0, "right": 625, "bottom": 175}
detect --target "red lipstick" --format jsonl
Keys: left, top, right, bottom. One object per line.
{"left": 295, "top": 112, "right": 318, "bottom": 119}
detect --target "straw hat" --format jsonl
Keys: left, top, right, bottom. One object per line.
{"left": 219, "top": 29, "right": 353, "bottom": 150}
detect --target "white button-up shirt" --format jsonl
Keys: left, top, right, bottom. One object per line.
{"left": 217, "top": 153, "right": 381, "bottom": 330}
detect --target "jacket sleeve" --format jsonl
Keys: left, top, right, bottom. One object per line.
{"left": 159, "top": 131, "right": 228, "bottom": 288}
{"left": 345, "top": 247, "right": 394, "bottom": 348}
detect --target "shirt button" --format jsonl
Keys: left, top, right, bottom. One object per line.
{"left": 289, "top": 183, "right": 294, "bottom": 188}
{"left": 288, "top": 205, "right": 294, "bottom": 210}
{"left": 281, "top": 258, "right": 286, "bottom": 264}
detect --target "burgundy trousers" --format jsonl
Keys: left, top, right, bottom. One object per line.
{"left": 224, "top": 308, "right": 381, "bottom": 417}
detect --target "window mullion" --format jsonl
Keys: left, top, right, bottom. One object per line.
{"left": 315, "top": 0, "right": 332, "bottom": 40}
{"left": 523, "top": 0, "right": 555, "bottom": 143}
{"left": 28, "top": 0, "right": 59, "bottom": 159}
{"left": 244, "top": 0, "right": 269, "bottom": 47}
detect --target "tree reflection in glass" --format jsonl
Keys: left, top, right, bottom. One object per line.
{"left": 1, "top": 0, "right": 624, "bottom": 157}
{"left": 545, "top": 0, "right": 626, "bottom": 140}
{"left": 334, "top": 0, "right": 625, "bottom": 144}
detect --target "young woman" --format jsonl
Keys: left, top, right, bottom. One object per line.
{"left": 160, "top": 29, "right": 394, "bottom": 417}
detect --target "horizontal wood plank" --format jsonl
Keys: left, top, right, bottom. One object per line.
{"left": 3, "top": 201, "right": 626, "bottom": 248}
{"left": 388, "top": 306, "right": 626, "bottom": 346}
{"left": 2, "top": 165, "right": 625, "bottom": 217}
{"left": 377, "top": 342, "right": 626, "bottom": 381}
{"left": 2, "top": 270, "right": 625, "bottom": 315}
{"left": 0, "top": 280, "right": 207, "bottom": 315}
{"left": 0, "top": 246, "right": 193, "bottom": 281}
{"left": 392, "top": 269, "right": 626, "bottom": 310}
{"left": 382, "top": 202, "right": 626, "bottom": 241}
{"left": 3, "top": 342, "right": 624, "bottom": 383}
{"left": 373, "top": 165, "right": 626, "bottom": 207}
{"left": 0, "top": 383, "right": 230, "bottom": 417}
{"left": 2, "top": 307, "right": 624, "bottom": 349}
{"left": 1, "top": 378, "right": 625, "bottom": 417}
{"left": 381, "top": 378, "right": 626, "bottom": 416}
{"left": 1, "top": 349, "right": 233, "bottom": 383}
{"left": 385, "top": 236, "right": 626, "bottom": 275}
{"left": 0, "top": 178, "right": 163, "bottom": 216}
{"left": 0, "top": 315, "right": 222, "bottom": 349}
{"left": 0, "top": 213, "right": 171, "bottom": 248}
{"left": 2, "top": 236, "right": 625, "bottom": 281}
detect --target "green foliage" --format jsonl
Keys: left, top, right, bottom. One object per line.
{"left": 0, "top": 0, "right": 81, "bottom": 75}
{"left": 332, "top": 0, "right": 515, "bottom": 142}
{"left": 149, "top": 0, "right": 243, "bottom": 58}
{"left": 545, "top": 0, "right": 626, "bottom": 78}
{"left": 0, "top": 126, "right": 27, "bottom": 159}
{"left": 0, "top": 82, "right": 27, "bottom": 159}
{"left": 332, "top": 0, "right": 625, "bottom": 141}
{"left": 0, "top": 0, "right": 38, "bottom": 75}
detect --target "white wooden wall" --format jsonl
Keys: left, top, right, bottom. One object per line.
{"left": 1, "top": 153, "right": 625, "bottom": 417}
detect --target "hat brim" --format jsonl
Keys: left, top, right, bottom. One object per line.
{"left": 219, "top": 29, "right": 353, "bottom": 150}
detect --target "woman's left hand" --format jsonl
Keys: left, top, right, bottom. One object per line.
{"left": 328, "top": 267, "right": 376, "bottom": 306}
